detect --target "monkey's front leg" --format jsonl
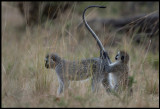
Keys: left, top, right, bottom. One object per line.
{"left": 56, "top": 66, "right": 70, "bottom": 95}
{"left": 56, "top": 74, "right": 70, "bottom": 95}
{"left": 57, "top": 77, "right": 64, "bottom": 95}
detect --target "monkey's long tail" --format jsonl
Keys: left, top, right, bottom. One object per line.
{"left": 82, "top": 5, "right": 111, "bottom": 63}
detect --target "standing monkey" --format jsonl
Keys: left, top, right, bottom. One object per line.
{"left": 45, "top": 53, "right": 104, "bottom": 95}
{"left": 102, "top": 51, "right": 132, "bottom": 94}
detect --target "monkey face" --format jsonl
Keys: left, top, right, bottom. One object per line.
{"left": 115, "top": 51, "right": 129, "bottom": 63}
{"left": 115, "top": 51, "right": 121, "bottom": 61}
{"left": 45, "top": 54, "right": 56, "bottom": 69}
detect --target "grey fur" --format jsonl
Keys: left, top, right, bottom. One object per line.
{"left": 45, "top": 53, "right": 106, "bottom": 95}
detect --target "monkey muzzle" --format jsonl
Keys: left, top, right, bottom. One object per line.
{"left": 45, "top": 58, "right": 49, "bottom": 68}
{"left": 45, "top": 63, "right": 49, "bottom": 68}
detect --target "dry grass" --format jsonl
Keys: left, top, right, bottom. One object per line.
{"left": 2, "top": 2, "right": 159, "bottom": 107}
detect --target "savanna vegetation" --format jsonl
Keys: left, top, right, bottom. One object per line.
{"left": 2, "top": 2, "right": 159, "bottom": 107}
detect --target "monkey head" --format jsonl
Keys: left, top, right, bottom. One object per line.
{"left": 45, "top": 53, "right": 61, "bottom": 69}
{"left": 115, "top": 51, "right": 129, "bottom": 64}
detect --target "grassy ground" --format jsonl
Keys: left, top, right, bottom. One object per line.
{"left": 2, "top": 2, "right": 159, "bottom": 107}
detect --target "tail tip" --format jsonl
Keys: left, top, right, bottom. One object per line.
{"left": 99, "top": 6, "right": 106, "bottom": 8}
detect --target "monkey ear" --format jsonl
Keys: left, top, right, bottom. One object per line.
{"left": 121, "top": 56, "right": 124, "bottom": 60}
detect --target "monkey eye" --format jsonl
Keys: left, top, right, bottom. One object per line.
{"left": 121, "top": 56, "right": 124, "bottom": 60}
{"left": 115, "top": 55, "right": 118, "bottom": 60}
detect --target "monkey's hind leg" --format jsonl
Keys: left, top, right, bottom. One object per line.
{"left": 102, "top": 77, "right": 111, "bottom": 93}
{"left": 91, "top": 75, "right": 101, "bottom": 93}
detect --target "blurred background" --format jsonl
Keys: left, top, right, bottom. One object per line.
{"left": 2, "top": 2, "right": 159, "bottom": 107}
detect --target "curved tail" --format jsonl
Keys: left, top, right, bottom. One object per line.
{"left": 82, "top": 5, "right": 111, "bottom": 63}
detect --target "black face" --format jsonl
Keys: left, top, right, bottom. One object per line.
{"left": 115, "top": 51, "right": 129, "bottom": 63}
{"left": 45, "top": 54, "right": 56, "bottom": 69}
{"left": 115, "top": 54, "right": 118, "bottom": 60}
{"left": 45, "top": 55, "right": 49, "bottom": 68}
